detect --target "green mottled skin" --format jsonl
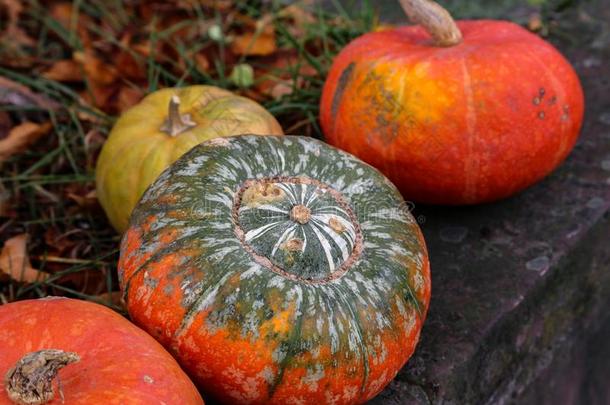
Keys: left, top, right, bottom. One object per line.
{"left": 119, "top": 135, "right": 431, "bottom": 404}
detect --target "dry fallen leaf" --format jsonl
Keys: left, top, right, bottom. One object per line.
{"left": 231, "top": 31, "right": 277, "bottom": 56}
{"left": 195, "top": 53, "right": 210, "bottom": 72}
{"left": 254, "top": 50, "right": 317, "bottom": 99}
{"left": 93, "top": 291, "right": 124, "bottom": 308}
{"left": 42, "top": 59, "right": 84, "bottom": 82}
{"left": 44, "top": 228, "right": 77, "bottom": 256}
{"left": 83, "top": 129, "right": 105, "bottom": 153}
{"left": 0, "top": 121, "right": 52, "bottom": 163}
{"left": 0, "top": 234, "right": 47, "bottom": 283}
{"left": 278, "top": 4, "right": 316, "bottom": 37}
{"left": 270, "top": 81, "right": 295, "bottom": 100}
{"left": 0, "top": 182, "right": 10, "bottom": 217}
{"left": 79, "top": 84, "right": 116, "bottom": 112}
{"left": 73, "top": 51, "right": 121, "bottom": 111}
{"left": 116, "top": 86, "right": 144, "bottom": 112}
{"left": 0, "top": 76, "right": 60, "bottom": 111}
{"left": 279, "top": 4, "right": 316, "bottom": 24}
{"left": 0, "top": 111, "right": 12, "bottom": 135}
{"left": 528, "top": 13, "right": 543, "bottom": 32}
{"left": 74, "top": 51, "right": 118, "bottom": 85}
{"left": 114, "top": 33, "right": 148, "bottom": 81}
{"left": 132, "top": 41, "right": 160, "bottom": 59}
{"left": 50, "top": 2, "right": 92, "bottom": 48}
{"left": 0, "top": 0, "right": 36, "bottom": 47}
{"left": 67, "top": 189, "right": 98, "bottom": 208}
{"left": 231, "top": 16, "right": 277, "bottom": 56}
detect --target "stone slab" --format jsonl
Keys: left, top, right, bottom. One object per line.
{"left": 354, "top": 0, "right": 610, "bottom": 403}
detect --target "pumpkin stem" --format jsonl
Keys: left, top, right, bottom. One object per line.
{"left": 398, "top": 0, "right": 462, "bottom": 47}
{"left": 290, "top": 204, "right": 311, "bottom": 225}
{"left": 160, "top": 95, "right": 197, "bottom": 136}
{"left": 5, "top": 349, "right": 80, "bottom": 405}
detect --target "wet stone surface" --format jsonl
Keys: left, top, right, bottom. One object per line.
{"left": 312, "top": 0, "right": 610, "bottom": 404}
{"left": 439, "top": 226, "right": 469, "bottom": 244}
{"left": 333, "top": 1, "right": 610, "bottom": 404}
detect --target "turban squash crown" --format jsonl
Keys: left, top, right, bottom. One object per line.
{"left": 119, "top": 135, "right": 431, "bottom": 404}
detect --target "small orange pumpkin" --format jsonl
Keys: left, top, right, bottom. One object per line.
{"left": 0, "top": 297, "right": 203, "bottom": 405}
{"left": 320, "top": 0, "right": 584, "bottom": 204}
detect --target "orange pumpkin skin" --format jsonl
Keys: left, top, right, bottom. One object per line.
{"left": 0, "top": 297, "right": 203, "bottom": 405}
{"left": 119, "top": 136, "right": 431, "bottom": 404}
{"left": 320, "top": 20, "right": 584, "bottom": 204}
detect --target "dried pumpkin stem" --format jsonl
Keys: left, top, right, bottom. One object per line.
{"left": 160, "top": 95, "right": 197, "bottom": 136}
{"left": 5, "top": 349, "right": 80, "bottom": 405}
{"left": 290, "top": 204, "right": 311, "bottom": 225}
{"left": 398, "top": 0, "right": 462, "bottom": 47}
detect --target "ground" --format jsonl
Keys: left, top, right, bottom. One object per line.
{"left": 1, "top": 0, "right": 608, "bottom": 404}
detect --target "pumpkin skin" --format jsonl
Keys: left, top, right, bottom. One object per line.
{"left": 320, "top": 20, "right": 584, "bottom": 204}
{"left": 0, "top": 297, "right": 203, "bottom": 404}
{"left": 119, "top": 135, "right": 430, "bottom": 404}
{"left": 96, "top": 85, "right": 283, "bottom": 232}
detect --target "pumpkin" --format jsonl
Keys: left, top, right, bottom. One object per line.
{"left": 0, "top": 297, "right": 203, "bottom": 405}
{"left": 96, "top": 85, "right": 283, "bottom": 232}
{"left": 320, "top": 0, "right": 584, "bottom": 205}
{"left": 119, "top": 135, "right": 430, "bottom": 404}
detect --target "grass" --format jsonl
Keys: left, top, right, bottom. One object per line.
{"left": 0, "top": 0, "right": 581, "bottom": 308}
{"left": 0, "top": 0, "right": 375, "bottom": 308}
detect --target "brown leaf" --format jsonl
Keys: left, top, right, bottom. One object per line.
{"left": 175, "top": 0, "right": 232, "bottom": 12}
{"left": 44, "top": 228, "right": 76, "bottom": 256}
{"left": 114, "top": 33, "right": 148, "bottom": 81}
{"left": 0, "top": 76, "right": 61, "bottom": 111}
{"left": 231, "top": 16, "right": 277, "bottom": 57}
{"left": 72, "top": 51, "right": 120, "bottom": 111}
{"left": 0, "top": 182, "right": 10, "bottom": 217}
{"left": 279, "top": 4, "right": 316, "bottom": 24}
{"left": 270, "top": 81, "right": 295, "bottom": 100}
{"left": 42, "top": 59, "right": 84, "bottom": 82}
{"left": 231, "top": 32, "right": 276, "bottom": 56}
{"left": 195, "top": 53, "right": 210, "bottom": 72}
{"left": 278, "top": 4, "right": 316, "bottom": 37}
{"left": 115, "top": 51, "right": 147, "bottom": 80}
{"left": 67, "top": 189, "right": 98, "bottom": 208}
{"left": 83, "top": 129, "right": 105, "bottom": 154}
{"left": 0, "top": 0, "right": 36, "bottom": 47}
{"left": 0, "top": 111, "right": 12, "bottom": 135}
{"left": 50, "top": 2, "right": 77, "bottom": 30}
{"left": 528, "top": 13, "right": 543, "bottom": 32}
{"left": 254, "top": 50, "right": 317, "bottom": 99}
{"left": 117, "top": 86, "right": 144, "bottom": 112}
{"left": 50, "top": 2, "right": 92, "bottom": 48}
{"left": 0, "top": 122, "right": 52, "bottom": 163}
{"left": 79, "top": 78, "right": 119, "bottom": 112}
{"left": 93, "top": 291, "right": 124, "bottom": 308}
{"left": 74, "top": 51, "right": 118, "bottom": 85}
{"left": 76, "top": 106, "right": 106, "bottom": 125}
{"left": 132, "top": 41, "right": 157, "bottom": 58}
{"left": 0, "top": 234, "right": 47, "bottom": 283}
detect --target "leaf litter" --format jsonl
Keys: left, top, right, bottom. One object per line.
{"left": 0, "top": 0, "right": 373, "bottom": 306}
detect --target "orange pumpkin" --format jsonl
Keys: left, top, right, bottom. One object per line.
{"left": 119, "top": 135, "right": 430, "bottom": 404}
{"left": 320, "top": 0, "right": 584, "bottom": 204}
{"left": 0, "top": 297, "right": 203, "bottom": 405}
